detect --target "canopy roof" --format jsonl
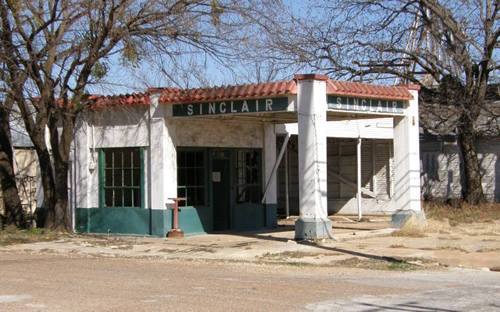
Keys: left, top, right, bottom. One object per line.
{"left": 90, "top": 75, "right": 416, "bottom": 109}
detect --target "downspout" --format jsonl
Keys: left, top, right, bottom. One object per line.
{"left": 357, "top": 136, "right": 362, "bottom": 221}
{"left": 147, "top": 97, "right": 153, "bottom": 235}
{"left": 71, "top": 125, "right": 77, "bottom": 232}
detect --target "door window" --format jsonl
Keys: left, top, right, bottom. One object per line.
{"left": 235, "top": 150, "right": 261, "bottom": 203}
{"left": 177, "top": 150, "right": 206, "bottom": 206}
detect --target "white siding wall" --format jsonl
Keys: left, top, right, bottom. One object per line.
{"left": 421, "top": 139, "right": 500, "bottom": 202}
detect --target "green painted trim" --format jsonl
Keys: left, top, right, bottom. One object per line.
{"left": 98, "top": 149, "right": 105, "bottom": 209}
{"left": 75, "top": 206, "right": 209, "bottom": 236}
{"left": 140, "top": 147, "right": 145, "bottom": 209}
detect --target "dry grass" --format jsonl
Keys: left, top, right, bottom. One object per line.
{"left": 0, "top": 226, "right": 62, "bottom": 246}
{"left": 392, "top": 215, "right": 428, "bottom": 237}
{"left": 389, "top": 244, "right": 406, "bottom": 248}
{"left": 424, "top": 201, "right": 500, "bottom": 225}
{"left": 331, "top": 257, "right": 420, "bottom": 271}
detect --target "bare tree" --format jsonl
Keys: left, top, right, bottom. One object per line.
{"left": 261, "top": 0, "right": 499, "bottom": 204}
{"left": 0, "top": 0, "right": 262, "bottom": 230}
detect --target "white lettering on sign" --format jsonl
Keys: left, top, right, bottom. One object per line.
{"left": 266, "top": 99, "right": 273, "bottom": 111}
{"left": 173, "top": 97, "right": 289, "bottom": 116}
{"left": 327, "top": 95, "right": 405, "bottom": 115}
{"left": 209, "top": 102, "right": 216, "bottom": 114}
{"left": 241, "top": 100, "right": 249, "bottom": 112}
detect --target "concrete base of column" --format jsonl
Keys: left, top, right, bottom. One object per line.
{"left": 294, "top": 218, "right": 332, "bottom": 240}
{"left": 391, "top": 210, "right": 426, "bottom": 228}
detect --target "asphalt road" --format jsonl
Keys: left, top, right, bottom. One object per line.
{"left": 0, "top": 253, "right": 499, "bottom": 311}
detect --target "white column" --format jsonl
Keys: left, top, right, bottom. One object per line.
{"left": 263, "top": 124, "right": 277, "bottom": 226}
{"left": 72, "top": 115, "right": 93, "bottom": 233}
{"left": 147, "top": 94, "right": 177, "bottom": 236}
{"left": 263, "top": 124, "right": 277, "bottom": 204}
{"left": 393, "top": 86, "right": 422, "bottom": 213}
{"left": 149, "top": 94, "right": 177, "bottom": 210}
{"left": 295, "top": 74, "right": 331, "bottom": 240}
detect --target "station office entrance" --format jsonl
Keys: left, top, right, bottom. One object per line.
{"left": 177, "top": 148, "right": 264, "bottom": 232}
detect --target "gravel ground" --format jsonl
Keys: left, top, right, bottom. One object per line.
{"left": 0, "top": 253, "right": 499, "bottom": 312}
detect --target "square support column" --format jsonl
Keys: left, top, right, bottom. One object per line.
{"left": 392, "top": 86, "right": 424, "bottom": 225}
{"left": 294, "top": 74, "right": 332, "bottom": 240}
{"left": 263, "top": 124, "right": 278, "bottom": 227}
{"left": 149, "top": 94, "right": 177, "bottom": 235}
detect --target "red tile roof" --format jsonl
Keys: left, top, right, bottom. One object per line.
{"left": 326, "top": 80, "right": 413, "bottom": 100}
{"left": 89, "top": 76, "right": 414, "bottom": 108}
{"left": 89, "top": 93, "right": 150, "bottom": 109}
{"left": 157, "top": 80, "right": 296, "bottom": 104}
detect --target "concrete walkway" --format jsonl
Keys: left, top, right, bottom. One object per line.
{"left": 1, "top": 217, "right": 499, "bottom": 271}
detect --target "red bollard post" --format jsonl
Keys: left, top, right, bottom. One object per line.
{"left": 167, "top": 197, "right": 186, "bottom": 238}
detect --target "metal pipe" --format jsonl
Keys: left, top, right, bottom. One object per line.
{"left": 284, "top": 142, "right": 290, "bottom": 218}
{"left": 357, "top": 137, "right": 362, "bottom": 221}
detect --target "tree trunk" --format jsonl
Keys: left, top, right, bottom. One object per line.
{"left": 457, "top": 114, "right": 485, "bottom": 205}
{"left": 43, "top": 110, "right": 74, "bottom": 231}
{"left": 34, "top": 143, "right": 57, "bottom": 229}
{"left": 0, "top": 106, "right": 28, "bottom": 228}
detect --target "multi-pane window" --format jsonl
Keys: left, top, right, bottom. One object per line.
{"left": 100, "top": 147, "right": 143, "bottom": 208}
{"left": 177, "top": 150, "right": 206, "bottom": 206}
{"left": 235, "top": 150, "right": 261, "bottom": 203}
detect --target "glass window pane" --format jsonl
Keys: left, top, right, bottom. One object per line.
{"left": 132, "top": 149, "right": 140, "bottom": 168}
{"left": 124, "top": 169, "right": 132, "bottom": 186}
{"left": 105, "top": 151, "right": 113, "bottom": 168}
{"left": 123, "top": 150, "right": 132, "bottom": 168}
{"left": 113, "top": 151, "right": 123, "bottom": 168}
{"left": 105, "top": 189, "right": 113, "bottom": 207}
{"left": 123, "top": 189, "right": 132, "bottom": 207}
{"left": 177, "top": 151, "right": 186, "bottom": 167}
{"left": 195, "top": 151, "right": 204, "bottom": 167}
{"left": 195, "top": 168, "right": 204, "bottom": 185}
{"left": 105, "top": 169, "right": 114, "bottom": 187}
{"left": 186, "top": 152, "right": 195, "bottom": 167}
{"left": 178, "top": 169, "right": 186, "bottom": 186}
{"left": 114, "top": 169, "right": 123, "bottom": 187}
{"left": 133, "top": 189, "right": 141, "bottom": 207}
{"left": 187, "top": 168, "right": 196, "bottom": 185}
{"left": 195, "top": 187, "right": 205, "bottom": 206}
{"left": 114, "top": 189, "right": 123, "bottom": 207}
{"left": 133, "top": 169, "right": 140, "bottom": 186}
{"left": 178, "top": 187, "right": 186, "bottom": 199}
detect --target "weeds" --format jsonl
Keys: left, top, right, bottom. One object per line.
{"left": 424, "top": 201, "right": 500, "bottom": 225}
{"left": 0, "top": 226, "right": 61, "bottom": 246}
{"left": 332, "top": 257, "right": 419, "bottom": 271}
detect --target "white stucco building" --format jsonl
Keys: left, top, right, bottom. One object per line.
{"left": 70, "top": 74, "right": 422, "bottom": 239}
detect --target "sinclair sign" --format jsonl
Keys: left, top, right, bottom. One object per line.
{"left": 172, "top": 97, "right": 289, "bottom": 117}
{"left": 327, "top": 95, "right": 406, "bottom": 115}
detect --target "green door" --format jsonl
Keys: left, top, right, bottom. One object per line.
{"left": 212, "top": 151, "right": 231, "bottom": 231}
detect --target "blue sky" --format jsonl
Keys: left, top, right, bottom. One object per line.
{"left": 89, "top": 1, "right": 310, "bottom": 96}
